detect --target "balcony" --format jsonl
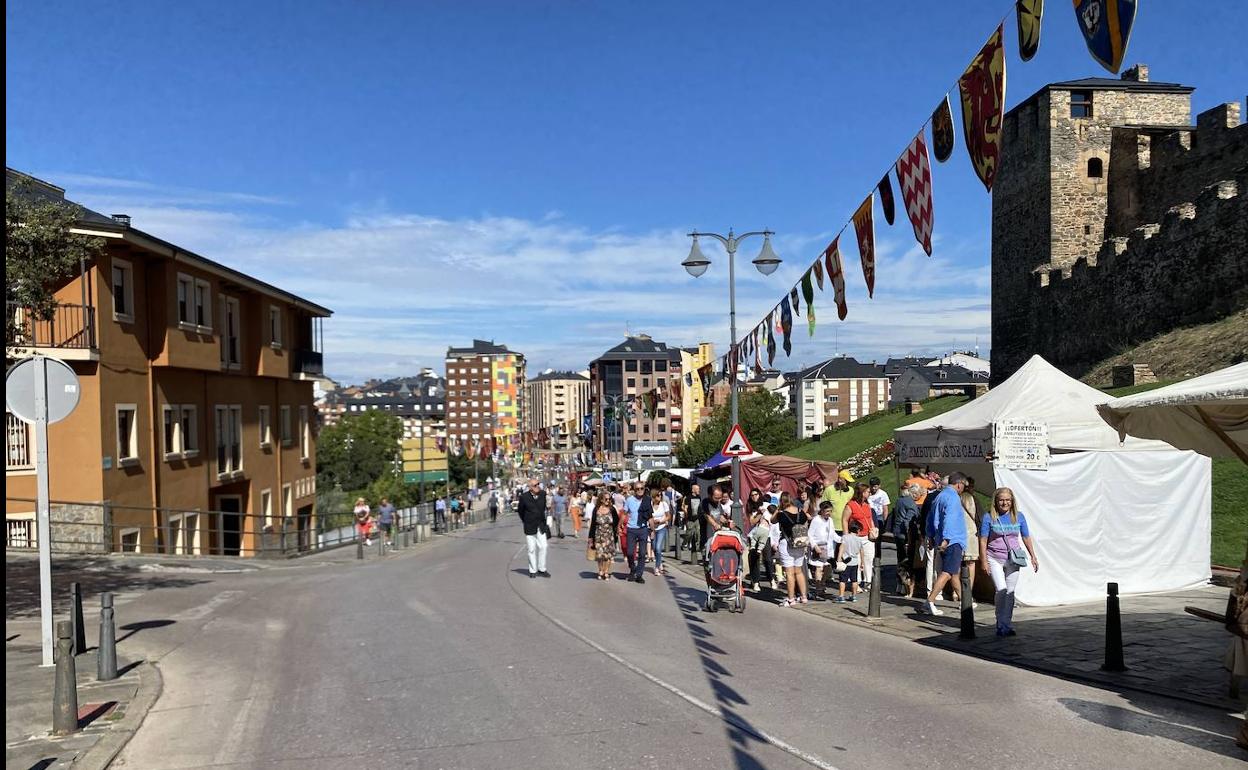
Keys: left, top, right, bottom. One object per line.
{"left": 6, "top": 302, "right": 98, "bottom": 361}
{"left": 293, "top": 349, "right": 324, "bottom": 378}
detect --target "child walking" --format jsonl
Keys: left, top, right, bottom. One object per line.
{"left": 834, "top": 520, "right": 866, "bottom": 603}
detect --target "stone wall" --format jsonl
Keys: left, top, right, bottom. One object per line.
{"left": 50, "top": 502, "right": 110, "bottom": 554}
{"left": 1023, "top": 173, "right": 1248, "bottom": 378}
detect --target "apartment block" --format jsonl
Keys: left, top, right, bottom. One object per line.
{"left": 794, "top": 356, "right": 889, "bottom": 439}
{"left": 444, "top": 339, "right": 526, "bottom": 447}
{"left": 588, "top": 335, "right": 686, "bottom": 455}
{"left": 524, "top": 370, "right": 590, "bottom": 451}
{"left": 5, "top": 169, "right": 330, "bottom": 556}
{"left": 320, "top": 370, "right": 447, "bottom": 442}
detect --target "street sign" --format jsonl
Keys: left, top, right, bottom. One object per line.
{"left": 721, "top": 423, "right": 755, "bottom": 457}
{"left": 632, "top": 440, "right": 671, "bottom": 456}
{"left": 636, "top": 456, "right": 673, "bottom": 471}
{"left": 6, "top": 356, "right": 81, "bottom": 667}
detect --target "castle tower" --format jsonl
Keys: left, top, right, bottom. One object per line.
{"left": 990, "top": 65, "right": 1193, "bottom": 382}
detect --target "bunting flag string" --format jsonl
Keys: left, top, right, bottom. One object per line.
{"left": 753, "top": 327, "right": 763, "bottom": 372}
{"left": 697, "top": 362, "right": 713, "bottom": 397}
{"left": 958, "top": 24, "right": 1007, "bottom": 192}
{"left": 801, "top": 269, "right": 816, "bottom": 336}
{"left": 789, "top": 287, "right": 800, "bottom": 315}
{"left": 1016, "top": 0, "right": 1043, "bottom": 61}
{"left": 779, "top": 301, "right": 793, "bottom": 357}
{"left": 896, "top": 130, "right": 935, "bottom": 256}
{"left": 765, "top": 313, "right": 776, "bottom": 365}
{"left": 813, "top": 255, "right": 824, "bottom": 290}
{"left": 877, "top": 175, "right": 896, "bottom": 225}
{"left": 852, "top": 194, "right": 877, "bottom": 298}
{"left": 931, "top": 95, "right": 956, "bottom": 163}
{"left": 824, "top": 237, "right": 848, "bottom": 321}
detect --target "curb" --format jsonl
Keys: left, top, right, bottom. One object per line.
{"left": 75, "top": 660, "right": 163, "bottom": 770}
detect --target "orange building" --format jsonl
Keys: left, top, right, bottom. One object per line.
{"left": 5, "top": 169, "right": 331, "bottom": 556}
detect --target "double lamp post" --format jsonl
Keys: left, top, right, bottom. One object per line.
{"left": 682, "top": 229, "right": 781, "bottom": 528}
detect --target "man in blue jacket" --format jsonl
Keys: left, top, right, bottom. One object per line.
{"left": 623, "top": 481, "right": 654, "bottom": 583}
{"left": 922, "top": 472, "right": 969, "bottom": 616}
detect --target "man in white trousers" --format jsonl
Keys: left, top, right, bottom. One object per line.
{"left": 517, "top": 478, "right": 551, "bottom": 578}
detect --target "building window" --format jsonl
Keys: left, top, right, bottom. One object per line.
{"left": 280, "top": 406, "right": 293, "bottom": 446}
{"left": 259, "top": 405, "right": 272, "bottom": 447}
{"left": 181, "top": 406, "right": 198, "bottom": 455}
{"left": 627, "top": 378, "right": 636, "bottom": 388}
{"left": 1087, "top": 157, "right": 1103, "bottom": 179}
{"left": 299, "top": 406, "right": 310, "bottom": 461}
{"left": 116, "top": 404, "right": 138, "bottom": 463}
{"left": 214, "top": 405, "right": 243, "bottom": 477}
{"left": 111, "top": 259, "right": 134, "bottom": 322}
{"left": 260, "top": 489, "right": 273, "bottom": 530}
{"left": 194, "top": 280, "right": 212, "bottom": 329}
{"left": 269, "top": 306, "right": 282, "bottom": 348}
{"left": 640, "top": 361, "right": 652, "bottom": 374}
{"left": 1070, "top": 90, "right": 1093, "bottom": 118}
{"left": 828, "top": 395, "right": 839, "bottom": 403}
{"left": 163, "top": 405, "right": 180, "bottom": 459}
{"left": 7, "top": 410, "right": 33, "bottom": 470}
{"left": 220, "top": 296, "right": 241, "bottom": 368}
{"left": 658, "top": 424, "right": 666, "bottom": 434}
{"left": 176, "top": 274, "right": 194, "bottom": 325}
{"left": 282, "top": 484, "right": 293, "bottom": 519}
{"left": 625, "top": 360, "right": 638, "bottom": 372}
{"left": 655, "top": 360, "right": 667, "bottom": 372}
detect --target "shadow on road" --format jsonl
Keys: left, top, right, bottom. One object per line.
{"left": 5, "top": 556, "right": 207, "bottom": 620}
{"left": 1058, "top": 697, "right": 1243, "bottom": 760}
{"left": 118, "top": 619, "right": 177, "bottom": 643}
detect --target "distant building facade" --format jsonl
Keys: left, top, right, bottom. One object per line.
{"left": 445, "top": 339, "right": 526, "bottom": 448}
{"left": 889, "top": 365, "right": 990, "bottom": 406}
{"left": 525, "top": 370, "right": 590, "bottom": 451}
{"left": 320, "top": 369, "right": 447, "bottom": 442}
{"left": 794, "top": 357, "right": 888, "bottom": 439}
{"left": 588, "top": 335, "right": 686, "bottom": 455}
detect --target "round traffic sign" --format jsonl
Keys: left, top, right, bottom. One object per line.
{"left": 6, "top": 357, "right": 81, "bottom": 424}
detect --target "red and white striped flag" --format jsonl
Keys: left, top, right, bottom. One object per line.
{"left": 896, "top": 130, "right": 935, "bottom": 256}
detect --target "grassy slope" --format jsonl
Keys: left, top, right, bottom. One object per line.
{"left": 785, "top": 383, "right": 1246, "bottom": 566}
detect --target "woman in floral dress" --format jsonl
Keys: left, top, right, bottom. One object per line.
{"left": 587, "top": 492, "right": 619, "bottom": 580}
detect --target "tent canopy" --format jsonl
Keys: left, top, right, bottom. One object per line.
{"left": 1097, "top": 362, "right": 1248, "bottom": 463}
{"left": 696, "top": 450, "right": 762, "bottom": 471}
{"left": 894, "top": 355, "right": 1168, "bottom": 465}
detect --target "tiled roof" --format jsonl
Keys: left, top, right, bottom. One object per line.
{"left": 596, "top": 336, "right": 683, "bottom": 362}
{"left": 447, "top": 339, "right": 514, "bottom": 356}
{"left": 798, "top": 356, "right": 885, "bottom": 381}
{"left": 528, "top": 370, "right": 590, "bottom": 383}
{"left": 899, "top": 365, "right": 989, "bottom": 386}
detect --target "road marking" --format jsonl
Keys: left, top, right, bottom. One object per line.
{"left": 506, "top": 547, "right": 841, "bottom": 770}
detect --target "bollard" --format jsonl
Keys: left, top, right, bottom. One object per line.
{"left": 52, "top": 621, "right": 79, "bottom": 735}
{"left": 402, "top": 529, "right": 410, "bottom": 548}
{"left": 958, "top": 563, "right": 976, "bottom": 640}
{"left": 868, "top": 542, "right": 883, "bottom": 618}
{"left": 97, "top": 593, "right": 117, "bottom": 681}
{"left": 378, "top": 535, "right": 385, "bottom": 557}
{"left": 356, "top": 537, "right": 364, "bottom": 560}
{"left": 70, "top": 582, "right": 87, "bottom": 656}
{"left": 1101, "top": 582, "right": 1127, "bottom": 671}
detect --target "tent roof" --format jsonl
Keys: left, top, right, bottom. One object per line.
{"left": 1097, "top": 362, "right": 1248, "bottom": 461}
{"left": 895, "top": 355, "right": 1168, "bottom": 452}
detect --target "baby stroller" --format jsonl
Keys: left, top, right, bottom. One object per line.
{"left": 703, "top": 527, "right": 747, "bottom": 613}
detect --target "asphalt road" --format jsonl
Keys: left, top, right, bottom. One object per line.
{"left": 69, "top": 518, "right": 1243, "bottom": 769}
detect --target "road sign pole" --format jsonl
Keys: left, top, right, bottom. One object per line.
{"left": 35, "top": 357, "right": 55, "bottom": 667}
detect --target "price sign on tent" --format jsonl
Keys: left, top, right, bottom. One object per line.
{"left": 721, "top": 423, "right": 755, "bottom": 457}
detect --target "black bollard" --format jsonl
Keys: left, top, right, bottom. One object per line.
{"left": 356, "top": 537, "right": 364, "bottom": 560}
{"left": 1101, "top": 582, "right": 1127, "bottom": 671}
{"left": 868, "top": 546, "right": 883, "bottom": 618}
{"left": 958, "top": 563, "right": 976, "bottom": 640}
{"left": 70, "top": 582, "right": 86, "bottom": 656}
{"left": 52, "top": 621, "right": 79, "bottom": 735}
{"left": 97, "top": 593, "right": 118, "bottom": 681}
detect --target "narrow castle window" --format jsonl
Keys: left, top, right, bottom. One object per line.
{"left": 1087, "top": 157, "right": 1104, "bottom": 178}
{"left": 1071, "top": 90, "right": 1093, "bottom": 118}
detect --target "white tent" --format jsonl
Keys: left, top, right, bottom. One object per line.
{"left": 894, "top": 355, "right": 1211, "bottom": 606}
{"left": 1097, "top": 362, "right": 1248, "bottom": 462}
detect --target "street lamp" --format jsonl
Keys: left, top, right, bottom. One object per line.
{"left": 683, "top": 228, "right": 781, "bottom": 529}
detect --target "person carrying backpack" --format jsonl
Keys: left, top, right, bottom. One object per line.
{"left": 775, "top": 492, "right": 810, "bottom": 607}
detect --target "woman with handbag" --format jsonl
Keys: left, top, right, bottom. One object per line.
{"left": 978, "top": 487, "right": 1039, "bottom": 636}
{"left": 587, "top": 492, "right": 619, "bottom": 580}
{"left": 775, "top": 493, "right": 810, "bottom": 607}
{"left": 843, "top": 484, "right": 878, "bottom": 592}
{"left": 649, "top": 489, "right": 671, "bottom": 576}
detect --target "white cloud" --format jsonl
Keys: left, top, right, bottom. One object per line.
{"left": 63, "top": 175, "right": 990, "bottom": 383}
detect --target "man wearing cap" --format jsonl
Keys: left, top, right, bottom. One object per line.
{"left": 922, "top": 472, "right": 969, "bottom": 615}
{"left": 822, "top": 471, "right": 855, "bottom": 524}
{"left": 517, "top": 478, "right": 551, "bottom": 578}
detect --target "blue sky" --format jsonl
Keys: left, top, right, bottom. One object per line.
{"left": 7, "top": 1, "right": 1245, "bottom": 383}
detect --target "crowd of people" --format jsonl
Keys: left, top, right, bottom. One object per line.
{"left": 511, "top": 467, "right": 1040, "bottom": 637}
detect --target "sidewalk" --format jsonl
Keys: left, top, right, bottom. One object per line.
{"left": 673, "top": 555, "right": 1244, "bottom": 712}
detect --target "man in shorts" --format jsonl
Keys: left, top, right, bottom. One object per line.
{"left": 922, "top": 472, "right": 969, "bottom": 616}
{"left": 377, "top": 497, "right": 396, "bottom": 546}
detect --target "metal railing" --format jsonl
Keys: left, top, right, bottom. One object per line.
{"left": 7, "top": 411, "right": 34, "bottom": 470}
{"left": 3, "top": 497, "right": 469, "bottom": 558}
{"left": 6, "top": 302, "right": 97, "bottom": 350}
{"left": 294, "top": 349, "right": 323, "bottom": 375}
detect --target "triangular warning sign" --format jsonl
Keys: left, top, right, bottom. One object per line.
{"left": 721, "top": 423, "right": 755, "bottom": 457}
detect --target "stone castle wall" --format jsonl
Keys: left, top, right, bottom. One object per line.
{"left": 1024, "top": 171, "right": 1248, "bottom": 378}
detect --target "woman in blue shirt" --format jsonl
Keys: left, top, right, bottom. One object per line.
{"left": 978, "top": 487, "right": 1040, "bottom": 636}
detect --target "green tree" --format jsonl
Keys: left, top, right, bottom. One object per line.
{"left": 315, "top": 410, "right": 404, "bottom": 492}
{"left": 675, "top": 389, "right": 797, "bottom": 467}
{"left": 6, "top": 179, "right": 105, "bottom": 346}
{"left": 367, "top": 468, "right": 419, "bottom": 507}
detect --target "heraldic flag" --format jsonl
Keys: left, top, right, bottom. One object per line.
{"left": 1073, "top": 0, "right": 1137, "bottom": 74}
{"left": 931, "top": 95, "right": 956, "bottom": 163}
{"left": 1016, "top": 0, "right": 1043, "bottom": 61}
{"left": 802, "top": 269, "right": 816, "bottom": 336}
{"left": 790, "top": 287, "right": 800, "bottom": 314}
{"left": 877, "top": 175, "right": 896, "bottom": 225}
{"left": 779, "top": 301, "right": 793, "bottom": 356}
{"left": 823, "top": 237, "right": 848, "bottom": 320}
{"left": 896, "top": 130, "right": 935, "bottom": 256}
{"left": 958, "top": 24, "right": 1007, "bottom": 193}
{"left": 766, "top": 314, "right": 777, "bottom": 365}
{"left": 813, "top": 257, "right": 824, "bottom": 290}
{"left": 852, "top": 194, "right": 877, "bottom": 298}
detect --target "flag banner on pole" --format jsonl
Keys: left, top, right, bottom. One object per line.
{"left": 813, "top": 257, "right": 824, "bottom": 290}
{"left": 852, "top": 194, "right": 877, "bottom": 298}
{"left": 780, "top": 300, "right": 793, "bottom": 356}
{"left": 790, "top": 287, "right": 800, "bottom": 315}
{"left": 877, "top": 175, "right": 896, "bottom": 225}
{"left": 896, "top": 130, "right": 935, "bottom": 256}
{"left": 802, "top": 269, "right": 816, "bottom": 336}
{"left": 766, "top": 313, "right": 777, "bottom": 365}
{"left": 698, "top": 363, "right": 713, "bottom": 397}
{"left": 958, "top": 24, "right": 1007, "bottom": 193}
{"left": 932, "top": 95, "right": 956, "bottom": 163}
{"left": 1016, "top": 0, "right": 1043, "bottom": 61}
{"left": 1073, "top": 0, "right": 1136, "bottom": 74}
{"left": 669, "top": 379, "right": 682, "bottom": 404}
{"left": 823, "top": 237, "right": 849, "bottom": 320}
